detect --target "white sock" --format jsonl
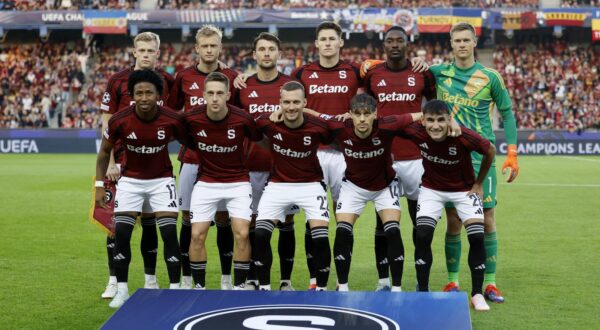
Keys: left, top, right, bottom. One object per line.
{"left": 378, "top": 278, "right": 390, "bottom": 286}
{"left": 108, "top": 276, "right": 117, "bottom": 285}
{"left": 221, "top": 275, "right": 232, "bottom": 283}
{"left": 337, "top": 283, "right": 349, "bottom": 292}
{"left": 316, "top": 286, "right": 327, "bottom": 291}
{"left": 391, "top": 286, "right": 402, "bottom": 292}
{"left": 117, "top": 282, "right": 128, "bottom": 294}
{"left": 145, "top": 274, "right": 157, "bottom": 283}
{"left": 310, "top": 278, "right": 317, "bottom": 285}
{"left": 169, "top": 283, "right": 180, "bottom": 289}
{"left": 259, "top": 285, "right": 271, "bottom": 291}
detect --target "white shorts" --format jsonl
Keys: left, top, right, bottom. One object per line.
{"left": 257, "top": 181, "right": 330, "bottom": 223}
{"left": 392, "top": 159, "right": 424, "bottom": 200}
{"left": 178, "top": 163, "right": 226, "bottom": 213}
{"left": 250, "top": 171, "right": 299, "bottom": 216}
{"left": 336, "top": 178, "right": 401, "bottom": 215}
{"left": 416, "top": 186, "right": 484, "bottom": 223}
{"left": 317, "top": 149, "right": 346, "bottom": 202}
{"left": 114, "top": 176, "right": 178, "bottom": 213}
{"left": 116, "top": 164, "right": 152, "bottom": 213}
{"left": 190, "top": 181, "right": 252, "bottom": 223}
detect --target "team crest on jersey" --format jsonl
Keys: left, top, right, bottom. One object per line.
{"left": 338, "top": 71, "right": 347, "bottom": 79}
{"left": 408, "top": 75, "right": 416, "bottom": 87}
{"left": 102, "top": 92, "right": 111, "bottom": 104}
{"left": 448, "top": 146, "right": 457, "bottom": 155}
{"left": 157, "top": 128, "right": 166, "bottom": 140}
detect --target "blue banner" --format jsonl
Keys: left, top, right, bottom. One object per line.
{"left": 102, "top": 290, "right": 472, "bottom": 330}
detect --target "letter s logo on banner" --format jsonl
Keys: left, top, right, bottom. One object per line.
{"left": 174, "top": 305, "right": 399, "bottom": 330}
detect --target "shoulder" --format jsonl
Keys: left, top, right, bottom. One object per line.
{"left": 160, "top": 106, "right": 183, "bottom": 120}
{"left": 156, "top": 69, "right": 174, "bottom": 81}
{"left": 109, "top": 106, "right": 133, "bottom": 124}
{"left": 220, "top": 67, "right": 239, "bottom": 79}
{"left": 174, "top": 66, "right": 196, "bottom": 79}
{"left": 229, "top": 104, "right": 254, "bottom": 121}
{"left": 183, "top": 105, "right": 206, "bottom": 119}
{"left": 429, "top": 63, "right": 448, "bottom": 75}
{"left": 305, "top": 115, "right": 330, "bottom": 130}
{"left": 482, "top": 67, "right": 506, "bottom": 83}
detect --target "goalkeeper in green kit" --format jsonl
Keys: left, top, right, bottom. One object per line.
{"left": 429, "top": 22, "right": 519, "bottom": 303}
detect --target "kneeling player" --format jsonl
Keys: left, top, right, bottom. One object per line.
{"left": 394, "top": 100, "right": 495, "bottom": 311}
{"left": 182, "top": 72, "right": 262, "bottom": 290}
{"left": 253, "top": 81, "right": 334, "bottom": 291}
{"left": 330, "top": 94, "right": 422, "bottom": 292}
{"left": 95, "top": 70, "right": 189, "bottom": 308}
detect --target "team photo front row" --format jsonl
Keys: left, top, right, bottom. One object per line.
{"left": 95, "top": 69, "right": 496, "bottom": 312}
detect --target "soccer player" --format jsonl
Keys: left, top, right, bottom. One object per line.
{"left": 329, "top": 94, "right": 423, "bottom": 292}
{"left": 168, "top": 25, "right": 239, "bottom": 290}
{"left": 253, "top": 81, "right": 333, "bottom": 291}
{"left": 428, "top": 23, "right": 519, "bottom": 302}
{"left": 234, "top": 32, "right": 298, "bottom": 291}
{"left": 99, "top": 31, "right": 174, "bottom": 297}
{"left": 182, "top": 72, "right": 261, "bottom": 290}
{"left": 363, "top": 26, "right": 436, "bottom": 291}
{"left": 236, "top": 22, "right": 362, "bottom": 289}
{"left": 95, "top": 69, "right": 188, "bottom": 308}
{"left": 384, "top": 100, "right": 495, "bottom": 311}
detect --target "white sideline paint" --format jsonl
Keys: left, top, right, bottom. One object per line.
{"left": 499, "top": 183, "right": 600, "bottom": 188}
{"left": 557, "top": 156, "right": 600, "bottom": 163}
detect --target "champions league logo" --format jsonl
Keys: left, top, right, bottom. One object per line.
{"left": 174, "top": 305, "right": 399, "bottom": 330}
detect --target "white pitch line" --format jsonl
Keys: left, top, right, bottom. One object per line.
{"left": 557, "top": 156, "right": 600, "bottom": 163}
{"left": 499, "top": 182, "right": 600, "bottom": 188}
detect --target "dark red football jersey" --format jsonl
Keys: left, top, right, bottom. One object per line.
{"left": 328, "top": 114, "right": 414, "bottom": 191}
{"left": 364, "top": 63, "right": 436, "bottom": 161}
{"left": 182, "top": 104, "right": 261, "bottom": 183}
{"left": 104, "top": 106, "right": 185, "bottom": 180}
{"left": 292, "top": 61, "right": 362, "bottom": 116}
{"left": 168, "top": 65, "right": 239, "bottom": 164}
{"left": 100, "top": 67, "right": 174, "bottom": 163}
{"left": 381, "top": 117, "right": 491, "bottom": 192}
{"left": 234, "top": 73, "right": 296, "bottom": 172}
{"left": 256, "top": 114, "right": 333, "bottom": 183}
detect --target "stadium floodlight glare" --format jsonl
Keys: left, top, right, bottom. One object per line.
{"left": 553, "top": 26, "right": 563, "bottom": 38}
{"left": 505, "top": 29, "right": 514, "bottom": 39}
{"left": 181, "top": 25, "right": 190, "bottom": 42}
{"left": 129, "top": 24, "right": 138, "bottom": 37}
{"left": 39, "top": 25, "right": 48, "bottom": 37}
{"left": 268, "top": 24, "right": 278, "bottom": 36}
{"left": 224, "top": 26, "right": 234, "bottom": 39}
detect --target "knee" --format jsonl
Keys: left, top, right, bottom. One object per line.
{"left": 234, "top": 227, "right": 249, "bottom": 242}
{"left": 190, "top": 230, "right": 207, "bottom": 246}
{"left": 382, "top": 221, "right": 400, "bottom": 239}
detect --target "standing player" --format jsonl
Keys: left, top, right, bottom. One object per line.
{"left": 99, "top": 31, "right": 174, "bottom": 297}
{"left": 428, "top": 23, "right": 518, "bottom": 302}
{"left": 253, "top": 81, "right": 334, "bottom": 291}
{"left": 234, "top": 32, "right": 297, "bottom": 291}
{"left": 95, "top": 69, "right": 187, "bottom": 308}
{"left": 330, "top": 94, "right": 422, "bottom": 292}
{"left": 363, "top": 26, "right": 436, "bottom": 291}
{"left": 385, "top": 100, "right": 495, "bottom": 311}
{"left": 168, "top": 25, "right": 239, "bottom": 290}
{"left": 182, "top": 72, "right": 261, "bottom": 290}
{"left": 236, "top": 22, "right": 361, "bottom": 289}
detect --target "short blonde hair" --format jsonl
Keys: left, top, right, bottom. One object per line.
{"left": 133, "top": 31, "right": 160, "bottom": 48}
{"left": 195, "top": 25, "right": 222, "bottom": 43}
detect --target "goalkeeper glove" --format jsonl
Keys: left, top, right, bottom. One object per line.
{"left": 502, "top": 144, "right": 519, "bottom": 183}
{"left": 359, "top": 59, "right": 384, "bottom": 79}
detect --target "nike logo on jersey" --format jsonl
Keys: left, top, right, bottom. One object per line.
{"left": 377, "top": 79, "right": 387, "bottom": 87}
{"left": 189, "top": 82, "right": 200, "bottom": 90}
{"left": 309, "top": 72, "right": 319, "bottom": 79}
{"left": 249, "top": 90, "right": 259, "bottom": 98}
{"left": 127, "top": 132, "right": 138, "bottom": 140}
{"left": 197, "top": 130, "right": 207, "bottom": 137}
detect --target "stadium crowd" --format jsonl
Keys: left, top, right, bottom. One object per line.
{"left": 6, "top": 0, "right": 590, "bottom": 10}
{"left": 493, "top": 41, "right": 600, "bottom": 131}
{"left": 1, "top": 38, "right": 598, "bottom": 130}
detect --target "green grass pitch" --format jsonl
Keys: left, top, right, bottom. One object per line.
{"left": 1, "top": 154, "right": 599, "bottom": 329}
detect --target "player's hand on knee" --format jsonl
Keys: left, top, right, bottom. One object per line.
{"left": 233, "top": 73, "right": 248, "bottom": 89}
{"left": 106, "top": 165, "right": 120, "bottom": 182}
{"left": 269, "top": 109, "right": 284, "bottom": 123}
{"left": 502, "top": 144, "right": 519, "bottom": 183}
{"left": 410, "top": 57, "right": 429, "bottom": 72}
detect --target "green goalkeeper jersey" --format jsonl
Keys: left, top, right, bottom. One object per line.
{"left": 430, "top": 61, "right": 517, "bottom": 164}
